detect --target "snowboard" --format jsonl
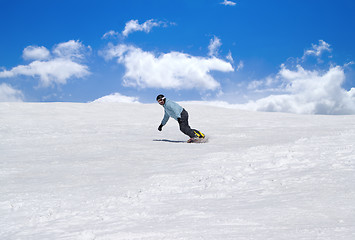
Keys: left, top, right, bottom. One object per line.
{"left": 187, "top": 136, "right": 208, "bottom": 143}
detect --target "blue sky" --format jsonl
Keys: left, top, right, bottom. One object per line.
{"left": 1, "top": 0, "right": 355, "bottom": 114}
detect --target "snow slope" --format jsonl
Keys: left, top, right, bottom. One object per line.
{"left": 1, "top": 102, "right": 355, "bottom": 240}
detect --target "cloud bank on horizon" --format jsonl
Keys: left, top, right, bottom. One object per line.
{"left": 0, "top": 83, "right": 24, "bottom": 102}
{"left": 0, "top": 16, "right": 354, "bottom": 114}
{"left": 241, "top": 65, "right": 355, "bottom": 115}
{"left": 92, "top": 92, "right": 140, "bottom": 103}
{"left": 239, "top": 40, "right": 355, "bottom": 115}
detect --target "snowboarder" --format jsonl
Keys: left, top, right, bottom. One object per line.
{"left": 156, "top": 94, "right": 205, "bottom": 143}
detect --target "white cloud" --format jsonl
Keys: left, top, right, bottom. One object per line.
{"left": 241, "top": 65, "right": 355, "bottom": 115}
{"left": 23, "top": 46, "right": 50, "bottom": 60}
{"left": 208, "top": 36, "right": 222, "bottom": 57}
{"left": 221, "top": 0, "right": 237, "bottom": 6}
{"left": 102, "top": 44, "right": 234, "bottom": 90}
{"left": 92, "top": 92, "right": 140, "bottom": 103}
{"left": 103, "top": 19, "right": 173, "bottom": 39}
{"left": 0, "top": 40, "right": 91, "bottom": 87}
{"left": 343, "top": 61, "right": 354, "bottom": 70}
{"left": 303, "top": 40, "right": 331, "bottom": 59}
{"left": 226, "top": 51, "right": 234, "bottom": 63}
{"left": 236, "top": 60, "right": 244, "bottom": 71}
{"left": 0, "top": 83, "right": 24, "bottom": 102}
{"left": 122, "top": 19, "right": 166, "bottom": 37}
{"left": 226, "top": 51, "right": 244, "bottom": 71}
{"left": 247, "top": 80, "right": 264, "bottom": 90}
{"left": 102, "top": 30, "right": 120, "bottom": 39}
{"left": 348, "top": 88, "right": 355, "bottom": 101}
{"left": 52, "top": 40, "right": 90, "bottom": 60}
{"left": 0, "top": 59, "right": 89, "bottom": 87}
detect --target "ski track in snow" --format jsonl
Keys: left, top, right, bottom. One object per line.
{"left": 1, "top": 102, "right": 355, "bottom": 240}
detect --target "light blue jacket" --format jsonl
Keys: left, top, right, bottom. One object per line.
{"left": 161, "top": 99, "right": 183, "bottom": 126}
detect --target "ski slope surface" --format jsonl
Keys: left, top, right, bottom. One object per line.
{"left": 1, "top": 102, "right": 355, "bottom": 240}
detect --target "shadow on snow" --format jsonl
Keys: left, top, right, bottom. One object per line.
{"left": 153, "top": 139, "right": 186, "bottom": 143}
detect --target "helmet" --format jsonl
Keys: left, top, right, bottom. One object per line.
{"left": 156, "top": 94, "right": 165, "bottom": 101}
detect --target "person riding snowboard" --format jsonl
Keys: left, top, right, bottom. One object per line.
{"left": 156, "top": 94, "right": 205, "bottom": 143}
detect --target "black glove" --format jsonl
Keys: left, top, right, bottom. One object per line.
{"left": 158, "top": 124, "right": 163, "bottom": 131}
{"left": 177, "top": 118, "right": 181, "bottom": 124}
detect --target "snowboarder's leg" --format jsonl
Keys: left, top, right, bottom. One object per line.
{"left": 178, "top": 109, "right": 197, "bottom": 138}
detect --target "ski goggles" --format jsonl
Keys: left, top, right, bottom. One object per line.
{"left": 157, "top": 97, "right": 165, "bottom": 103}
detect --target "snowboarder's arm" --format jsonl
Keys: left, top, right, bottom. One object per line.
{"left": 161, "top": 111, "right": 170, "bottom": 126}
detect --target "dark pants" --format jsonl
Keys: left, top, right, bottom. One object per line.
{"left": 178, "top": 109, "right": 198, "bottom": 138}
